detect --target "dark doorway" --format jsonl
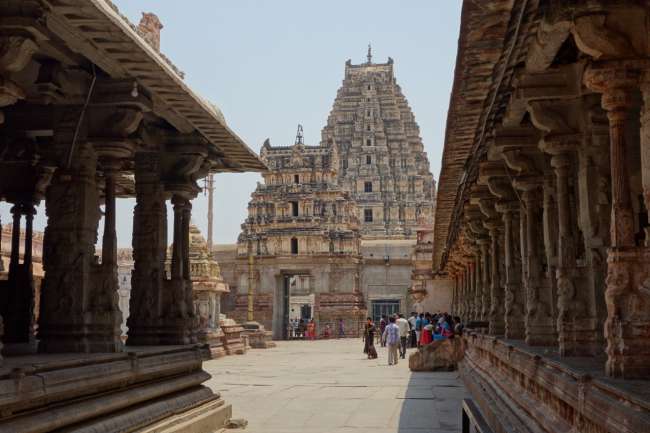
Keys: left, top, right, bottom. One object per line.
{"left": 371, "top": 299, "right": 400, "bottom": 324}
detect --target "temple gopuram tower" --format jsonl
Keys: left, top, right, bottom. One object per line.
{"left": 233, "top": 127, "right": 366, "bottom": 339}
{"left": 320, "top": 47, "right": 436, "bottom": 239}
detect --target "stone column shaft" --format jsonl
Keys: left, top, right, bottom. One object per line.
{"left": 488, "top": 225, "right": 504, "bottom": 335}
{"left": 9, "top": 206, "right": 21, "bottom": 270}
{"left": 101, "top": 169, "right": 117, "bottom": 268}
{"left": 24, "top": 209, "right": 33, "bottom": 267}
{"left": 552, "top": 153, "right": 598, "bottom": 356}
{"left": 127, "top": 152, "right": 167, "bottom": 346}
{"left": 503, "top": 207, "right": 524, "bottom": 339}
{"left": 480, "top": 241, "right": 490, "bottom": 321}
{"left": 585, "top": 64, "right": 650, "bottom": 378}
{"left": 39, "top": 143, "right": 122, "bottom": 353}
{"left": 523, "top": 187, "right": 556, "bottom": 346}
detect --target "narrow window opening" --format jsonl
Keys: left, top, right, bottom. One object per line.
{"left": 366, "top": 139, "right": 372, "bottom": 146}
{"left": 366, "top": 155, "right": 372, "bottom": 165}
{"left": 291, "top": 238, "right": 298, "bottom": 254}
{"left": 294, "top": 174, "right": 299, "bottom": 184}
{"left": 291, "top": 201, "right": 299, "bottom": 217}
{"left": 364, "top": 209, "right": 373, "bottom": 222}
{"left": 364, "top": 181, "right": 373, "bottom": 193}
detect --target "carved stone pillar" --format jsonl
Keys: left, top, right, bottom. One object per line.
{"left": 550, "top": 153, "right": 598, "bottom": 355}
{"left": 519, "top": 185, "right": 556, "bottom": 346}
{"left": 542, "top": 175, "right": 559, "bottom": 331}
{"left": 470, "top": 259, "right": 477, "bottom": 321}
{"left": 39, "top": 142, "right": 122, "bottom": 353}
{"left": 499, "top": 203, "right": 525, "bottom": 339}
{"left": 479, "top": 239, "right": 490, "bottom": 321}
{"left": 458, "top": 269, "right": 465, "bottom": 319}
{"left": 127, "top": 153, "right": 168, "bottom": 345}
{"left": 486, "top": 222, "right": 504, "bottom": 335}
{"left": 642, "top": 78, "right": 650, "bottom": 245}
{"left": 3, "top": 203, "right": 35, "bottom": 344}
{"left": 585, "top": 63, "right": 650, "bottom": 378}
{"left": 474, "top": 251, "right": 482, "bottom": 322}
{"left": 159, "top": 194, "right": 197, "bottom": 345}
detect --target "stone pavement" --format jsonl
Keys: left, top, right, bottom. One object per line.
{"left": 204, "top": 339, "right": 469, "bottom": 433}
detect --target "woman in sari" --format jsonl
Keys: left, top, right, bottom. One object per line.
{"left": 363, "top": 317, "right": 378, "bottom": 359}
{"left": 419, "top": 313, "right": 433, "bottom": 346}
{"left": 307, "top": 319, "right": 316, "bottom": 340}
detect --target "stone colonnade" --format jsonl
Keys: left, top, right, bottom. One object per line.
{"left": 450, "top": 10, "right": 650, "bottom": 379}
{"left": 1, "top": 118, "right": 210, "bottom": 359}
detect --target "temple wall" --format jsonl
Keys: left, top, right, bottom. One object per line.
{"left": 416, "top": 278, "right": 452, "bottom": 314}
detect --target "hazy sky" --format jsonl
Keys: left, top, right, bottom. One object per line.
{"left": 0, "top": 1, "right": 462, "bottom": 246}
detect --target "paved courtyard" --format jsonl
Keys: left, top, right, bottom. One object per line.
{"left": 204, "top": 339, "right": 469, "bottom": 433}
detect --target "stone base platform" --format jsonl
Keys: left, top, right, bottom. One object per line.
{"left": 0, "top": 345, "right": 231, "bottom": 433}
{"left": 199, "top": 328, "right": 227, "bottom": 359}
{"left": 460, "top": 332, "right": 650, "bottom": 433}
{"left": 242, "top": 321, "right": 276, "bottom": 349}
{"left": 220, "top": 322, "right": 247, "bottom": 355}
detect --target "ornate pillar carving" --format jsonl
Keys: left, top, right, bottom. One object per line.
{"left": 127, "top": 152, "right": 168, "bottom": 345}
{"left": 585, "top": 62, "right": 650, "bottom": 378}
{"left": 486, "top": 222, "right": 504, "bottom": 335}
{"left": 479, "top": 239, "right": 490, "bottom": 321}
{"left": 39, "top": 142, "right": 122, "bottom": 352}
{"left": 551, "top": 153, "right": 596, "bottom": 355}
{"left": 517, "top": 183, "right": 556, "bottom": 346}
{"left": 642, "top": 78, "right": 650, "bottom": 245}
{"left": 498, "top": 202, "right": 525, "bottom": 339}
{"left": 473, "top": 251, "right": 482, "bottom": 322}
{"left": 159, "top": 194, "right": 198, "bottom": 345}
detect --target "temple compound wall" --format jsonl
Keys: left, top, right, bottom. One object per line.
{"left": 434, "top": 1, "right": 650, "bottom": 432}
{"left": 0, "top": 3, "right": 265, "bottom": 432}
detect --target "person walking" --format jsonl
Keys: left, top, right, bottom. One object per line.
{"left": 338, "top": 318, "right": 345, "bottom": 338}
{"left": 408, "top": 312, "right": 417, "bottom": 347}
{"left": 396, "top": 314, "right": 410, "bottom": 359}
{"left": 363, "top": 317, "right": 377, "bottom": 359}
{"left": 382, "top": 316, "right": 400, "bottom": 365}
{"left": 415, "top": 313, "right": 423, "bottom": 348}
{"left": 379, "top": 315, "right": 387, "bottom": 347}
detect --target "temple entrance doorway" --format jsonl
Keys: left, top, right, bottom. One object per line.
{"left": 371, "top": 299, "right": 400, "bottom": 324}
{"left": 279, "top": 273, "right": 313, "bottom": 340}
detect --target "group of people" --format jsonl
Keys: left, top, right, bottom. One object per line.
{"left": 363, "top": 312, "right": 463, "bottom": 365}
{"left": 413, "top": 312, "right": 463, "bottom": 346}
{"left": 288, "top": 318, "right": 346, "bottom": 340}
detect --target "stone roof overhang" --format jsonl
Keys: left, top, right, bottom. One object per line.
{"left": 44, "top": 0, "right": 265, "bottom": 173}
{"left": 433, "top": 0, "right": 539, "bottom": 273}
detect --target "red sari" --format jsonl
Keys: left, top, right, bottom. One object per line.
{"left": 420, "top": 326, "right": 433, "bottom": 345}
{"left": 307, "top": 322, "right": 316, "bottom": 340}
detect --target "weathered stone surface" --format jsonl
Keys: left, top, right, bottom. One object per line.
{"left": 322, "top": 54, "right": 436, "bottom": 239}
{"left": 409, "top": 338, "right": 465, "bottom": 372}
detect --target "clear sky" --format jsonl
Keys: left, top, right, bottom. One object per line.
{"left": 0, "top": 1, "right": 462, "bottom": 247}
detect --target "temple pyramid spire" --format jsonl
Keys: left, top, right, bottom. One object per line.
{"left": 321, "top": 56, "right": 435, "bottom": 239}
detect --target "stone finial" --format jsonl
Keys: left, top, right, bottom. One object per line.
{"left": 137, "top": 12, "right": 163, "bottom": 51}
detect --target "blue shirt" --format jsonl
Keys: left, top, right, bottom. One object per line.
{"left": 383, "top": 323, "right": 400, "bottom": 346}
{"left": 415, "top": 317, "right": 422, "bottom": 330}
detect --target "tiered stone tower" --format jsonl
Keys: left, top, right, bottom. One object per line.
{"left": 320, "top": 47, "right": 435, "bottom": 239}
{"left": 233, "top": 126, "right": 366, "bottom": 338}
{"left": 238, "top": 126, "right": 361, "bottom": 258}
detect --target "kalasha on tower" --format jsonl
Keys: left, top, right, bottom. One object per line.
{"left": 320, "top": 46, "right": 436, "bottom": 239}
